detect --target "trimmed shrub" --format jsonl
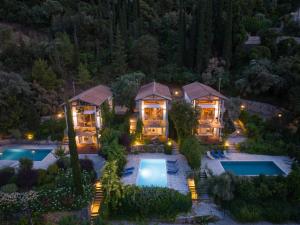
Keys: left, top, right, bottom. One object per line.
{"left": 58, "top": 215, "right": 82, "bottom": 225}
{"left": 19, "top": 158, "right": 33, "bottom": 171}
{"left": 37, "top": 169, "right": 48, "bottom": 186}
{"left": 0, "top": 183, "right": 18, "bottom": 193}
{"left": 164, "top": 143, "right": 172, "bottom": 155}
{"left": 16, "top": 168, "right": 38, "bottom": 189}
{"left": 56, "top": 157, "right": 70, "bottom": 170}
{"left": 113, "top": 186, "right": 192, "bottom": 219}
{"left": 79, "top": 158, "right": 96, "bottom": 181}
{"left": 47, "top": 164, "right": 59, "bottom": 175}
{"left": 79, "top": 158, "right": 94, "bottom": 172}
{"left": 0, "top": 167, "right": 15, "bottom": 186}
{"left": 232, "top": 204, "right": 262, "bottom": 222}
{"left": 180, "top": 136, "right": 204, "bottom": 169}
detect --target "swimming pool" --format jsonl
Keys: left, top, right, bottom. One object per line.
{"left": 0, "top": 148, "right": 52, "bottom": 161}
{"left": 221, "top": 161, "right": 285, "bottom": 176}
{"left": 136, "top": 159, "right": 167, "bottom": 187}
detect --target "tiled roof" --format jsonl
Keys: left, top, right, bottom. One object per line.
{"left": 135, "top": 82, "right": 172, "bottom": 101}
{"left": 183, "top": 82, "right": 227, "bottom": 100}
{"left": 69, "top": 85, "right": 112, "bottom": 106}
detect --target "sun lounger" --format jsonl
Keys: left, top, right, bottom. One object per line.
{"left": 122, "top": 170, "right": 133, "bottom": 176}
{"left": 167, "top": 169, "right": 178, "bottom": 174}
{"left": 124, "top": 167, "right": 134, "bottom": 171}
{"left": 217, "top": 150, "right": 226, "bottom": 159}
{"left": 210, "top": 150, "right": 219, "bottom": 159}
{"left": 167, "top": 164, "right": 178, "bottom": 170}
{"left": 206, "top": 151, "right": 215, "bottom": 160}
{"left": 167, "top": 159, "right": 177, "bottom": 164}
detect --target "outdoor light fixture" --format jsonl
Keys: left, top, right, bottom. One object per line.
{"left": 27, "top": 133, "right": 34, "bottom": 140}
{"left": 57, "top": 113, "right": 63, "bottom": 118}
{"left": 237, "top": 130, "right": 240, "bottom": 134}
{"left": 167, "top": 141, "right": 172, "bottom": 146}
{"left": 278, "top": 113, "right": 282, "bottom": 118}
{"left": 174, "top": 90, "right": 179, "bottom": 96}
{"left": 240, "top": 104, "right": 245, "bottom": 110}
{"left": 224, "top": 141, "right": 230, "bottom": 147}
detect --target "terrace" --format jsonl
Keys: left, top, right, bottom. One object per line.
{"left": 121, "top": 153, "right": 190, "bottom": 194}
{"left": 202, "top": 152, "right": 292, "bottom": 176}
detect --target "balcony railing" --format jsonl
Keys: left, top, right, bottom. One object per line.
{"left": 198, "top": 119, "right": 223, "bottom": 128}
{"left": 143, "top": 120, "right": 167, "bottom": 127}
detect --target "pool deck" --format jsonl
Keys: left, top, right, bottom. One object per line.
{"left": 202, "top": 152, "right": 292, "bottom": 176}
{"left": 0, "top": 144, "right": 57, "bottom": 170}
{"left": 122, "top": 153, "right": 190, "bottom": 194}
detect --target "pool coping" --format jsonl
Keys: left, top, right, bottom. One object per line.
{"left": 122, "top": 153, "right": 190, "bottom": 194}
{"left": 202, "top": 153, "right": 292, "bottom": 176}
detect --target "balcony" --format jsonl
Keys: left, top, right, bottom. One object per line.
{"left": 143, "top": 120, "right": 167, "bottom": 128}
{"left": 198, "top": 119, "right": 223, "bottom": 128}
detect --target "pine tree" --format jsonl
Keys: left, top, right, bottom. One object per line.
{"left": 196, "top": 0, "right": 207, "bottom": 73}
{"left": 32, "top": 59, "right": 57, "bottom": 90}
{"left": 111, "top": 29, "right": 128, "bottom": 76}
{"left": 77, "top": 63, "right": 91, "bottom": 86}
{"left": 204, "top": 0, "right": 213, "bottom": 66}
{"left": 223, "top": 0, "right": 233, "bottom": 68}
{"left": 178, "top": 0, "right": 186, "bottom": 67}
{"left": 65, "top": 101, "right": 83, "bottom": 195}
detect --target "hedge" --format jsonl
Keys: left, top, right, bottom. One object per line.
{"left": 180, "top": 136, "right": 204, "bottom": 169}
{"left": 112, "top": 186, "right": 192, "bottom": 219}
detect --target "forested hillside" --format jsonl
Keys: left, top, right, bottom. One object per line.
{"left": 1, "top": 0, "right": 300, "bottom": 135}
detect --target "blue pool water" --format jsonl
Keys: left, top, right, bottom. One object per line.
{"left": 136, "top": 159, "right": 167, "bottom": 187}
{"left": 221, "top": 161, "right": 285, "bottom": 176}
{"left": 0, "top": 149, "right": 52, "bottom": 161}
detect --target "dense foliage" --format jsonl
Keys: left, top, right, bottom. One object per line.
{"left": 113, "top": 185, "right": 192, "bottom": 219}
{"left": 100, "top": 160, "right": 192, "bottom": 220}
{"left": 208, "top": 168, "right": 300, "bottom": 223}
{"left": 169, "top": 101, "right": 199, "bottom": 141}
{"left": 238, "top": 111, "right": 300, "bottom": 161}
{"left": 1, "top": 0, "right": 300, "bottom": 140}
{"left": 180, "top": 136, "right": 205, "bottom": 169}
{"left": 0, "top": 169, "right": 94, "bottom": 220}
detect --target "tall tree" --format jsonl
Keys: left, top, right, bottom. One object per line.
{"left": 178, "top": 0, "right": 186, "bottom": 67}
{"left": 111, "top": 28, "right": 128, "bottom": 76}
{"left": 32, "top": 59, "right": 58, "bottom": 90}
{"left": 195, "top": 0, "right": 213, "bottom": 74}
{"left": 223, "top": 0, "right": 233, "bottom": 68}
{"left": 65, "top": 101, "right": 83, "bottom": 195}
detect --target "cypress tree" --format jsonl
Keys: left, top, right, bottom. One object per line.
{"left": 65, "top": 101, "right": 83, "bottom": 195}
{"left": 223, "top": 0, "right": 233, "bottom": 68}
{"left": 178, "top": 0, "right": 186, "bottom": 67}
{"left": 111, "top": 28, "right": 128, "bottom": 76}
{"left": 204, "top": 0, "right": 213, "bottom": 66}
{"left": 132, "top": 0, "right": 141, "bottom": 38}
{"left": 196, "top": 0, "right": 206, "bottom": 74}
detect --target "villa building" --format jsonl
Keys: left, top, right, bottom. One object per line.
{"left": 183, "top": 82, "right": 227, "bottom": 142}
{"left": 131, "top": 82, "right": 172, "bottom": 140}
{"left": 65, "top": 85, "right": 113, "bottom": 149}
